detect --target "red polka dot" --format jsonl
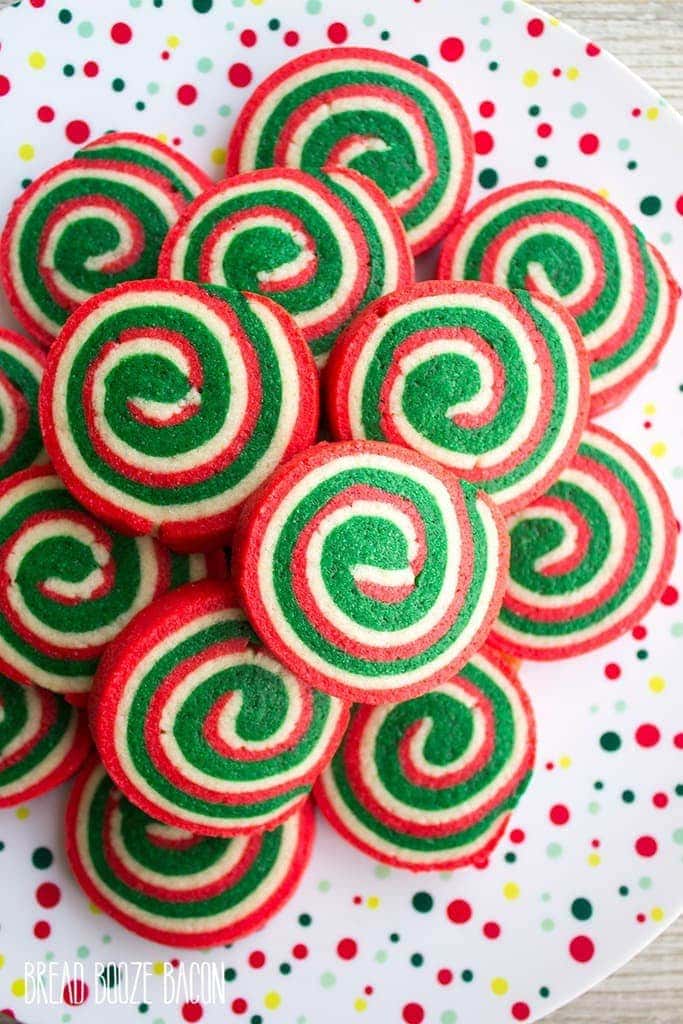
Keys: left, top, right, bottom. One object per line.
{"left": 676, "top": 195, "right": 683, "bottom": 216}
{"left": 632, "top": 624, "right": 647, "bottom": 640}
{"left": 65, "top": 120, "right": 90, "bottom": 145}
{"left": 29, "top": 0, "right": 45, "bottom": 6}
{"left": 292, "top": 943, "right": 308, "bottom": 960}
{"left": 240, "top": 29, "right": 257, "bottom": 47}
{"left": 33, "top": 920, "right": 50, "bottom": 939}
{"left": 177, "top": 84, "right": 197, "bottom": 105}
{"left": 674, "top": 733, "right": 683, "bottom": 749}
{"left": 591, "top": 838, "right": 600, "bottom": 849}
{"left": 479, "top": 100, "right": 495, "bottom": 118}
{"left": 402, "top": 1004, "right": 425, "bottom": 1024}
{"left": 327, "top": 22, "right": 348, "bottom": 44}
{"left": 437, "top": 968, "right": 453, "bottom": 985}
{"left": 527, "top": 17, "right": 544, "bottom": 36}
{"left": 549, "top": 803, "right": 570, "bottom": 825}
{"left": 661, "top": 584, "right": 678, "bottom": 606}
{"left": 83, "top": 61, "right": 99, "bottom": 77}
{"left": 509, "top": 828, "right": 525, "bottom": 844}
{"left": 474, "top": 130, "right": 494, "bottom": 155}
{"left": 170, "top": 959, "right": 180, "bottom": 968}
{"left": 604, "top": 662, "right": 621, "bottom": 680}
{"left": 248, "top": 951, "right": 265, "bottom": 969}
{"left": 161, "top": 51, "right": 170, "bottom": 60}
{"left": 537, "top": 122, "right": 552, "bottom": 139}
{"left": 632, "top": 108, "right": 642, "bottom": 118}
{"left": 446, "top": 898, "right": 472, "bottom": 924}
{"left": 636, "top": 912, "right": 646, "bottom": 923}
{"left": 635, "top": 835, "right": 658, "bottom": 857}
{"left": 579, "top": 133, "right": 599, "bottom": 155}
{"left": 352, "top": 895, "right": 362, "bottom": 905}
{"left": 110, "top": 22, "right": 132, "bottom": 44}
{"left": 231, "top": 998, "right": 247, "bottom": 1015}
{"left": 483, "top": 921, "right": 501, "bottom": 939}
{"left": 0, "top": 75, "right": 10, "bottom": 97}
{"left": 181, "top": 1003, "right": 203, "bottom": 1023}
{"left": 36, "top": 882, "right": 60, "bottom": 909}
{"left": 552, "top": 67, "right": 562, "bottom": 77}
{"left": 37, "top": 105, "right": 54, "bottom": 123}
{"left": 653, "top": 792, "right": 668, "bottom": 808}
{"left": 569, "top": 935, "right": 595, "bottom": 963}
{"left": 228, "top": 63, "right": 252, "bottom": 88}
{"left": 364, "top": 986, "right": 373, "bottom": 996}
{"left": 635, "top": 723, "right": 660, "bottom": 748}
{"left": 586, "top": 42, "right": 601, "bottom": 56}
{"left": 337, "top": 937, "right": 358, "bottom": 960}
{"left": 440, "top": 37, "right": 464, "bottom": 62}
{"left": 512, "top": 1003, "right": 531, "bottom": 1021}
{"left": 284, "top": 31, "right": 299, "bottom": 46}
{"left": 63, "top": 981, "right": 89, "bottom": 1007}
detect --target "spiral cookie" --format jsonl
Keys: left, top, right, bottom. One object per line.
{"left": 233, "top": 441, "right": 509, "bottom": 705}
{"left": 438, "top": 180, "right": 680, "bottom": 415}
{"left": 0, "top": 467, "right": 217, "bottom": 699}
{"left": 90, "top": 580, "right": 349, "bottom": 836}
{"left": 226, "top": 47, "right": 474, "bottom": 255}
{"left": 488, "top": 424, "right": 677, "bottom": 660}
{"left": 159, "top": 167, "right": 413, "bottom": 364}
{"left": 0, "top": 139, "right": 208, "bottom": 346}
{"left": 326, "top": 281, "right": 589, "bottom": 514}
{"left": 0, "top": 676, "right": 91, "bottom": 808}
{"left": 314, "top": 649, "right": 535, "bottom": 871}
{"left": 40, "top": 279, "right": 318, "bottom": 551}
{"left": 66, "top": 759, "right": 314, "bottom": 947}
{"left": 0, "top": 327, "right": 46, "bottom": 480}
{"left": 77, "top": 131, "right": 211, "bottom": 202}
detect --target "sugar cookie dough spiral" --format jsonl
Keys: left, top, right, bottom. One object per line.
{"left": 326, "top": 281, "right": 590, "bottom": 514}
{"left": 65, "top": 759, "right": 315, "bottom": 947}
{"left": 159, "top": 167, "right": 413, "bottom": 364}
{"left": 0, "top": 675, "right": 91, "bottom": 807}
{"left": 226, "top": 47, "right": 474, "bottom": 254}
{"left": 0, "top": 327, "right": 46, "bottom": 480}
{"left": 90, "top": 580, "right": 349, "bottom": 836}
{"left": 438, "top": 180, "right": 680, "bottom": 415}
{"left": 488, "top": 424, "right": 677, "bottom": 659}
{"left": 39, "top": 279, "right": 318, "bottom": 551}
{"left": 77, "top": 131, "right": 211, "bottom": 202}
{"left": 1, "top": 137, "right": 209, "bottom": 346}
{"left": 233, "top": 441, "right": 509, "bottom": 705}
{"left": 0, "top": 467, "right": 216, "bottom": 698}
{"left": 314, "top": 649, "right": 535, "bottom": 871}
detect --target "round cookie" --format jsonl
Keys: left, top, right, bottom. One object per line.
{"left": 1, "top": 138, "right": 209, "bottom": 346}
{"left": 66, "top": 758, "right": 315, "bottom": 948}
{"left": 438, "top": 180, "right": 680, "bottom": 415}
{"left": 326, "top": 280, "right": 590, "bottom": 514}
{"left": 39, "top": 278, "right": 319, "bottom": 551}
{"left": 0, "top": 676, "right": 91, "bottom": 808}
{"left": 226, "top": 46, "right": 474, "bottom": 255}
{"left": 76, "top": 131, "right": 212, "bottom": 202}
{"left": 488, "top": 424, "right": 678, "bottom": 660}
{"left": 0, "top": 327, "right": 46, "bottom": 480}
{"left": 314, "top": 648, "right": 535, "bottom": 871}
{"left": 90, "top": 580, "right": 349, "bottom": 836}
{"left": 0, "top": 466, "right": 219, "bottom": 699}
{"left": 233, "top": 440, "right": 509, "bottom": 705}
{"left": 159, "top": 167, "right": 413, "bottom": 365}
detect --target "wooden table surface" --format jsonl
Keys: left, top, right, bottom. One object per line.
{"left": 535, "top": 9, "right": 683, "bottom": 1022}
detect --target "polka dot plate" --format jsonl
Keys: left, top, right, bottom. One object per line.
{"left": 0, "top": 2, "right": 681, "bottom": 1023}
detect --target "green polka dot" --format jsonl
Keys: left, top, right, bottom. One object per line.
{"left": 571, "top": 898, "right": 592, "bottom": 921}
{"left": 570, "top": 102, "right": 587, "bottom": 118}
{"left": 488, "top": 61, "right": 499, "bottom": 71}
{"left": 412, "top": 55, "right": 429, "bottom": 66}
{"left": 461, "top": 969, "right": 473, "bottom": 982}
{"left": 218, "top": 104, "right": 231, "bottom": 117}
{"left": 138, "top": 1006, "right": 149, "bottom": 1014}
{"left": 441, "top": 1013, "right": 457, "bottom": 1024}
{"left": 505, "top": 851, "right": 516, "bottom": 863}
{"left": 541, "top": 892, "right": 551, "bottom": 902}
{"left": 318, "top": 880, "right": 331, "bottom": 893}
{"left": 375, "top": 950, "right": 388, "bottom": 964}
{"left": 363, "top": 14, "right": 375, "bottom": 26}
{"left": 594, "top": 780, "right": 604, "bottom": 790}
{"left": 299, "top": 913, "right": 312, "bottom": 926}
{"left": 673, "top": 828, "right": 683, "bottom": 845}
{"left": 135, "top": 101, "right": 145, "bottom": 111}
{"left": 539, "top": 987, "right": 550, "bottom": 998}
{"left": 588, "top": 801, "right": 601, "bottom": 814}
{"left": 380, "top": 30, "right": 390, "bottom": 41}
{"left": 412, "top": 891, "right": 433, "bottom": 913}
{"left": 32, "top": 846, "right": 53, "bottom": 869}
{"left": 480, "top": 39, "right": 492, "bottom": 52}
{"left": 619, "top": 885, "right": 629, "bottom": 896}
{"left": 541, "top": 918, "right": 555, "bottom": 932}
{"left": 617, "top": 138, "right": 630, "bottom": 151}
{"left": 661, "top": 231, "right": 672, "bottom": 244}
{"left": 268, "top": 18, "right": 280, "bottom": 30}
{"left": 224, "top": 968, "right": 236, "bottom": 982}
{"left": 129, "top": 0, "right": 142, "bottom": 7}
{"left": 547, "top": 842, "right": 562, "bottom": 859}
{"left": 305, "top": 0, "right": 322, "bottom": 12}
{"left": 672, "top": 623, "right": 683, "bottom": 637}
{"left": 675, "top": 783, "right": 683, "bottom": 796}
{"left": 77, "top": 946, "right": 89, "bottom": 959}
{"left": 636, "top": 649, "right": 648, "bottom": 660}
{"left": 193, "top": 0, "right": 213, "bottom": 9}
{"left": 197, "top": 57, "right": 213, "bottom": 73}
{"left": 622, "top": 789, "right": 635, "bottom": 803}
{"left": 528, "top": 105, "right": 540, "bottom": 116}
{"left": 535, "top": 155, "right": 548, "bottom": 168}
{"left": 58, "top": 9, "right": 72, "bottom": 24}
{"left": 320, "top": 972, "right": 335, "bottom": 989}
{"left": 63, "top": 64, "right": 75, "bottom": 77}
{"left": 374, "top": 864, "right": 390, "bottom": 879}
{"left": 78, "top": 21, "right": 94, "bottom": 38}
{"left": 640, "top": 195, "right": 662, "bottom": 216}
{"left": 479, "top": 168, "right": 498, "bottom": 189}
{"left": 390, "top": 932, "right": 400, "bottom": 943}
{"left": 279, "top": 963, "right": 291, "bottom": 975}
{"left": 147, "top": 82, "right": 159, "bottom": 95}
{"left": 502, "top": 0, "right": 515, "bottom": 10}
{"left": 615, "top": 700, "right": 627, "bottom": 713}
{"left": 627, "top": 160, "right": 638, "bottom": 170}
{"left": 600, "top": 731, "right": 621, "bottom": 752}
{"left": 639, "top": 876, "right": 653, "bottom": 889}
{"left": 410, "top": 953, "right": 423, "bottom": 967}
{"left": 192, "top": 125, "right": 206, "bottom": 137}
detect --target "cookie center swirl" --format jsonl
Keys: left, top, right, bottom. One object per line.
{"left": 0, "top": 376, "right": 29, "bottom": 462}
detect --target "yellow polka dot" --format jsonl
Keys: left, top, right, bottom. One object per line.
{"left": 0, "top": 954, "right": 5, "bottom": 969}
{"left": 646, "top": 107, "right": 659, "bottom": 121}
{"left": 650, "top": 441, "right": 666, "bottom": 457}
{"left": 559, "top": 755, "right": 572, "bottom": 769}
{"left": 264, "top": 991, "right": 281, "bottom": 1010}
{"left": 354, "top": 998, "right": 367, "bottom": 1012}
{"left": 167, "top": 35, "right": 180, "bottom": 49}
{"left": 588, "top": 853, "right": 601, "bottom": 867}
{"left": 549, "top": 17, "right": 560, "bottom": 26}
{"left": 152, "top": 961, "right": 165, "bottom": 975}
{"left": 503, "top": 882, "right": 520, "bottom": 900}
{"left": 28, "top": 51, "right": 46, "bottom": 70}
{"left": 11, "top": 978, "right": 26, "bottom": 998}
{"left": 649, "top": 675, "right": 666, "bottom": 694}
{"left": 156, "top": 132, "right": 168, "bottom": 144}
{"left": 566, "top": 66, "right": 580, "bottom": 81}
{"left": 211, "top": 147, "right": 226, "bottom": 167}
{"left": 644, "top": 402, "right": 656, "bottom": 415}
{"left": 491, "top": 977, "right": 509, "bottom": 996}
{"left": 651, "top": 906, "right": 664, "bottom": 921}
{"left": 366, "top": 896, "right": 379, "bottom": 909}
{"left": 15, "top": 806, "right": 29, "bottom": 820}
{"left": 251, "top": 0, "right": 265, "bottom": 5}
{"left": 522, "top": 70, "right": 539, "bottom": 88}
{"left": 597, "top": 188, "right": 610, "bottom": 199}
{"left": 18, "top": 144, "right": 35, "bottom": 162}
